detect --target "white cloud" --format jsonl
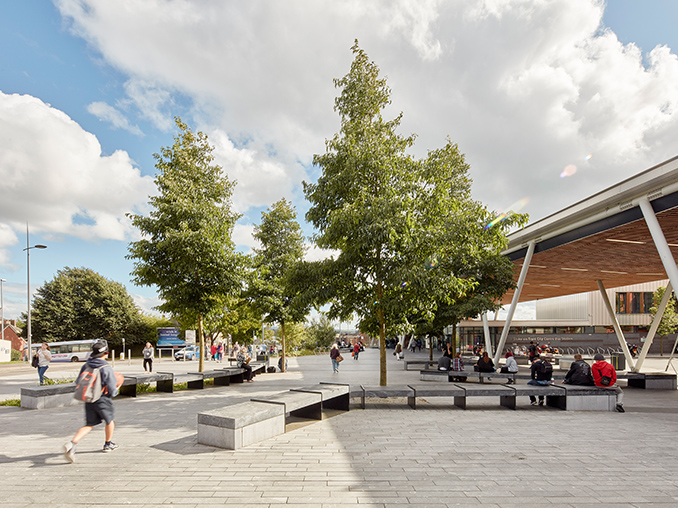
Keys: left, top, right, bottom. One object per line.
{"left": 0, "top": 91, "right": 155, "bottom": 241}
{"left": 304, "top": 243, "right": 339, "bottom": 262}
{"left": 87, "top": 101, "right": 143, "bottom": 136}
{"left": 0, "top": 224, "right": 19, "bottom": 270}
{"left": 50, "top": 0, "right": 678, "bottom": 225}
{"left": 232, "top": 224, "right": 257, "bottom": 251}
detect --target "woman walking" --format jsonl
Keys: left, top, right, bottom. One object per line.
{"left": 37, "top": 343, "right": 52, "bottom": 385}
{"left": 142, "top": 342, "right": 154, "bottom": 373}
{"left": 330, "top": 344, "right": 342, "bottom": 373}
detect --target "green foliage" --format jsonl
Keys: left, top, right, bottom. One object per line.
{"left": 0, "top": 399, "right": 20, "bottom": 407}
{"left": 650, "top": 286, "right": 678, "bottom": 337}
{"left": 127, "top": 118, "right": 246, "bottom": 370}
{"left": 248, "top": 198, "right": 308, "bottom": 370}
{"left": 29, "top": 267, "right": 146, "bottom": 348}
{"left": 306, "top": 314, "right": 337, "bottom": 349}
{"left": 303, "top": 42, "right": 525, "bottom": 384}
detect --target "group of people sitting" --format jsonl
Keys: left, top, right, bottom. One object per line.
{"left": 435, "top": 346, "right": 624, "bottom": 412}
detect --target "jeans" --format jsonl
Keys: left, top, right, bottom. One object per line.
{"left": 527, "top": 379, "right": 550, "bottom": 403}
{"left": 38, "top": 366, "right": 49, "bottom": 385}
{"left": 331, "top": 358, "right": 339, "bottom": 372}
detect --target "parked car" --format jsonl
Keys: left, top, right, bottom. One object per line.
{"left": 174, "top": 345, "right": 200, "bottom": 360}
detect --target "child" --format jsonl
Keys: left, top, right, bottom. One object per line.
{"left": 63, "top": 341, "right": 120, "bottom": 463}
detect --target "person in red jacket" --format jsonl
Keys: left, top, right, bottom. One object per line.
{"left": 592, "top": 353, "right": 624, "bottom": 413}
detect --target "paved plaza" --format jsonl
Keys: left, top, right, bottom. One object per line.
{"left": 2, "top": 349, "right": 678, "bottom": 507}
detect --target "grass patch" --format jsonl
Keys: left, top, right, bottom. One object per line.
{"left": 42, "top": 376, "right": 76, "bottom": 385}
{"left": 136, "top": 383, "right": 156, "bottom": 394}
{"left": 0, "top": 398, "right": 21, "bottom": 407}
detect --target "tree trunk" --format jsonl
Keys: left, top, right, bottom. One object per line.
{"left": 451, "top": 324, "right": 457, "bottom": 354}
{"left": 281, "top": 320, "right": 286, "bottom": 373}
{"left": 198, "top": 313, "right": 205, "bottom": 373}
{"left": 376, "top": 280, "right": 387, "bottom": 386}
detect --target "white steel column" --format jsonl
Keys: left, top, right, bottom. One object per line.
{"left": 633, "top": 281, "right": 672, "bottom": 372}
{"left": 639, "top": 198, "right": 678, "bottom": 293}
{"left": 493, "top": 240, "right": 535, "bottom": 366}
{"left": 596, "top": 279, "right": 635, "bottom": 369}
{"left": 481, "top": 312, "right": 493, "bottom": 357}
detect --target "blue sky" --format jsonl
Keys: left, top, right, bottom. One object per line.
{"left": 1, "top": 0, "right": 678, "bottom": 323}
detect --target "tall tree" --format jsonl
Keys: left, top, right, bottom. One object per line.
{"left": 127, "top": 118, "right": 245, "bottom": 371}
{"left": 304, "top": 42, "right": 508, "bottom": 385}
{"left": 248, "top": 198, "right": 307, "bottom": 372}
{"left": 28, "top": 267, "right": 144, "bottom": 348}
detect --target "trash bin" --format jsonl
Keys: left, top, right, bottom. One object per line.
{"left": 611, "top": 353, "right": 625, "bottom": 370}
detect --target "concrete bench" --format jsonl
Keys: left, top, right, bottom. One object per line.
{"left": 252, "top": 390, "right": 323, "bottom": 420}
{"left": 420, "top": 369, "right": 517, "bottom": 383}
{"left": 291, "top": 383, "right": 350, "bottom": 412}
{"left": 358, "top": 385, "right": 415, "bottom": 409}
{"left": 403, "top": 360, "right": 438, "bottom": 371}
{"left": 406, "top": 384, "right": 466, "bottom": 409}
{"left": 619, "top": 372, "right": 677, "bottom": 390}
{"left": 197, "top": 401, "right": 285, "bottom": 450}
{"left": 118, "top": 372, "right": 174, "bottom": 397}
{"left": 21, "top": 383, "right": 79, "bottom": 409}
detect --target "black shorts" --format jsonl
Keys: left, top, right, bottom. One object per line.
{"left": 85, "top": 397, "right": 115, "bottom": 427}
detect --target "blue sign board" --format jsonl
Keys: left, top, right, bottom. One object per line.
{"left": 157, "top": 327, "right": 184, "bottom": 346}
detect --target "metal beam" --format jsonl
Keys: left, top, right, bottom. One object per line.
{"left": 634, "top": 281, "right": 672, "bottom": 372}
{"left": 493, "top": 240, "right": 535, "bottom": 366}
{"left": 596, "top": 279, "right": 635, "bottom": 370}
{"left": 481, "top": 312, "right": 493, "bottom": 357}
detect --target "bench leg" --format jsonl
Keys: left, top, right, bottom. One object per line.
{"left": 230, "top": 373, "right": 244, "bottom": 384}
{"left": 156, "top": 379, "right": 174, "bottom": 393}
{"left": 118, "top": 384, "right": 137, "bottom": 397}
{"left": 408, "top": 395, "right": 416, "bottom": 409}
{"left": 290, "top": 402, "right": 322, "bottom": 420}
{"left": 500, "top": 395, "right": 516, "bottom": 410}
{"left": 214, "top": 376, "right": 230, "bottom": 386}
{"left": 322, "top": 393, "right": 350, "bottom": 412}
{"left": 187, "top": 379, "right": 204, "bottom": 390}
{"left": 546, "top": 395, "right": 566, "bottom": 410}
{"left": 454, "top": 396, "right": 466, "bottom": 409}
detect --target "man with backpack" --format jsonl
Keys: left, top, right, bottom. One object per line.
{"left": 592, "top": 353, "right": 625, "bottom": 413}
{"left": 528, "top": 354, "right": 553, "bottom": 406}
{"left": 63, "top": 341, "right": 120, "bottom": 463}
{"left": 563, "top": 353, "right": 594, "bottom": 386}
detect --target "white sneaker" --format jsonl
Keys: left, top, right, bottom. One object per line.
{"left": 63, "top": 442, "right": 76, "bottom": 463}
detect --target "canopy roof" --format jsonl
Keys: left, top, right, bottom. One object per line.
{"left": 501, "top": 155, "right": 678, "bottom": 305}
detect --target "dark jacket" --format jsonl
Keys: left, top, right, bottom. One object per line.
{"left": 564, "top": 359, "right": 594, "bottom": 385}
{"left": 530, "top": 359, "right": 552, "bottom": 381}
{"left": 476, "top": 356, "right": 495, "bottom": 372}
{"left": 438, "top": 356, "right": 451, "bottom": 370}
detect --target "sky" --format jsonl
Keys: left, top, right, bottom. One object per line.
{"left": 1, "top": 0, "right": 678, "bottom": 325}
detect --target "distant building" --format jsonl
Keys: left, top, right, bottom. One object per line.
{"left": 2, "top": 319, "right": 25, "bottom": 358}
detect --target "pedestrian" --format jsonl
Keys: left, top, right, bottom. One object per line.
{"left": 528, "top": 355, "right": 553, "bottom": 406}
{"left": 37, "top": 343, "right": 51, "bottom": 385}
{"left": 394, "top": 342, "right": 403, "bottom": 360}
{"left": 409, "top": 337, "right": 416, "bottom": 353}
{"left": 563, "top": 353, "right": 594, "bottom": 386}
{"left": 592, "top": 353, "right": 625, "bottom": 412}
{"left": 353, "top": 342, "right": 361, "bottom": 360}
{"left": 528, "top": 341, "right": 538, "bottom": 363}
{"left": 232, "top": 342, "right": 240, "bottom": 358}
{"left": 237, "top": 347, "right": 254, "bottom": 382}
{"left": 142, "top": 342, "right": 154, "bottom": 373}
{"left": 63, "top": 341, "right": 120, "bottom": 463}
{"left": 330, "top": 343, "right": 342, "bottom": 373}
{"left": 500, "top": 351, "right": 519, "bottom": 384}
{"left": 210, "top": 343, "right": 217, "bottom": 361}
{"left": 216, "top": 342, "right": 224, "bottom": 363}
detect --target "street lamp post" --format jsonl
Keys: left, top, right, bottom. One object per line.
{"left": 24, "top": 230, "right": 47, "bottom": 363}
{"left": 1, "top": 279, "right": 5, "bottom": 345}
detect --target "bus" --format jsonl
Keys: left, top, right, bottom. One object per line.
{"left": 31, "top": 339, "right": 107, "bottom": 362}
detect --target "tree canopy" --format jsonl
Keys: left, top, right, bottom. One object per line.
{"left": 127, "top": 118, "right": 246, "bottom": 371}
{"left": 248, "top": 198, "right": 307, "bottom": 371}
{"left": 28, "top": 267, "right": 145, "bottom": 347}
{"left": 303, "top": 41, "right": 523, "bottom": 385}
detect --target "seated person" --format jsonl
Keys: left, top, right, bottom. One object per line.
{"left": 528, "top": 355, "right": 553, "bottom": 406}
{"left": 500, "top": 352, "right": 519, "bottom": 384}
{"left": 475, "top": 352, "right": 495, "bottom": 372}
{"left": 563, "top": 353, "right": 594, "bottom": 385}
{"left": 451, "top": 352, "right": 467, "bottom": 382}
{"left": 438, "top": 355, "right": 452, "bottom": 371}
